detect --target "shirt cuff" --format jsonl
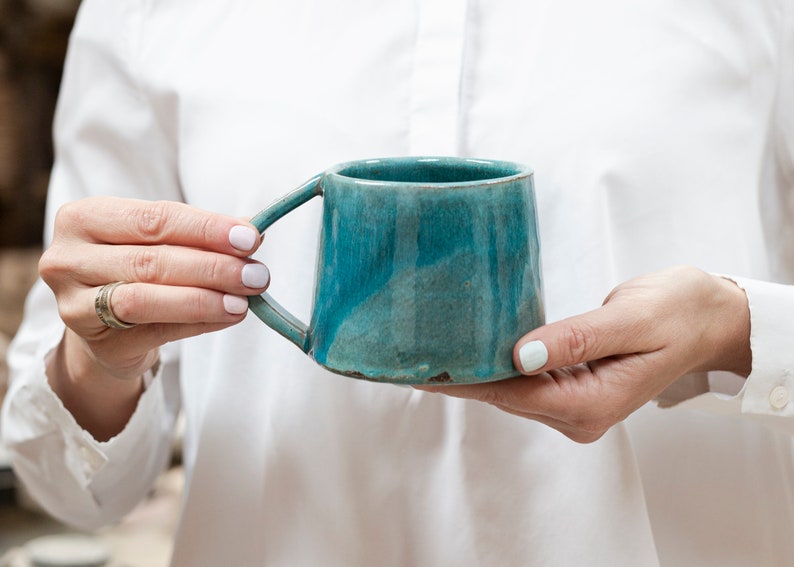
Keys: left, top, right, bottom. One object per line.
{"left": 6, "top": 328, "right": 166, "bottom": 490}
{"left": 730, "top": 276, "right": 794, "bottom": 417}
{"left": 655, "top": 276, "right": 794, "bottom": 433}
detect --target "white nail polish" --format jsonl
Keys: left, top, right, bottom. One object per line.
{"left": 223, "top": 294, "right": 249, "bottom": 315}
{"left": 242, "top": 264, "right": 270, "bottom": 288}
{"left": 518, "top": 340, "right": 548, "bottom": 373}
{"left": 229, "top": 226, "right": 258, "bottom": 251}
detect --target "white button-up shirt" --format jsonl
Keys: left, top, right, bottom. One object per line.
{"left": 3, "top": 1, "right": 794, "bottom": 565}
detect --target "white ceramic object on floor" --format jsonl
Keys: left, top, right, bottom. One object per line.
{"left": 25, "top": 534, "right": 110, "bottom": 567}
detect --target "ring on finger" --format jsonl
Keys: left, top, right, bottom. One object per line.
{"left": 95, "top": 281, "right": 136, "bottom": 329}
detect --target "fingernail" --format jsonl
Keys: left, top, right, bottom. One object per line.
{"left": 518, "top": 340, "right": 548, "bottom": 373}
{"left": 229, "top": 226, "right": 258, "bottom": 251}
{"left": 223, "top": 294, "right": 249, "bottom": 315}
{"left": 241, "top": 263, "right": 270, "bottom": 288}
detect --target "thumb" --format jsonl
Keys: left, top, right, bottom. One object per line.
{"left": 513, "top": 303, "right": 647, "bottom": 375}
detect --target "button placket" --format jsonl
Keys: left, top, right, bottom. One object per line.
{"left": 408, "top": 0, "right": 469, "bottom": 155}
{"left": 75, "top": 438, "right": 107, "bottom": 475}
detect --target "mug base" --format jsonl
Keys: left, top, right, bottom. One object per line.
{"left": 317, "top": 362, "right": 522, "bottom": 386}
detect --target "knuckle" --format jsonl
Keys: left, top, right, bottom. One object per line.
{"left": 555, "top": 390, "right": 605, "bottom": 441}
{"left": 182, "top": 208, "right": 217, "bottom": 249}
{"left": 561, "top": 322, "right": 598, "bottom": 363}
{"left": 477, "top": 388, "right": 506, "bottom": 407}
{"left": 204, "top": 255, "right": 223, "bottom": 285}
{"left": 198, "top": 214, "right": 216, "bottom": 247}
{"left": 130, "top": 248, "right": 160, "bottom": 282}
{"left": 53, "top": 201, "right": 82, "bottom": 231}
{"left": 567, "top": 415, "right": 609, "bottom": 444}
{"left": 56, "top": 297, "right": 82, "bottom": 328}
{"left": 182, "top": 289, "right": 213, "bottom": 322}
{"left": 38, "top": 244, "right": 80, "bottom": 290}
{"left": 132, "top": 201, "right": 171, "bottom": 240}
{"left": 37, "top": 246, "right": 62, "bottom": 284}
{"left": 567, "top": 429, "right": 606, "bottom": 444}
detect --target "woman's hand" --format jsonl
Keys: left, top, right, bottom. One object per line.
{"left": 39, "top": 197, "right": 269, "bottom": 439}
{"left": 417, "top": 266, "right": 751, "bottom": 443}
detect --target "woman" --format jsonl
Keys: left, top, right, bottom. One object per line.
{"left": 4, "top": 1, "right": 794, "bottom": 564}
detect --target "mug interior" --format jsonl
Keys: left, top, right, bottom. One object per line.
{"left": 332, "top": 157, "right": 527, "bottom": 185}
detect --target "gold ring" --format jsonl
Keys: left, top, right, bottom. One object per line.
{"left": 94, "top": 281, "right": 136, "bottom": 329}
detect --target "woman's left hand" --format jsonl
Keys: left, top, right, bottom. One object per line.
{"left": 416, "top": 266, "right": 751, "bottom": 443}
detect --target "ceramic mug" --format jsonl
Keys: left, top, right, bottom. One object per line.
{"left": 248, "top": 156, "right": 545, "bottom": 385}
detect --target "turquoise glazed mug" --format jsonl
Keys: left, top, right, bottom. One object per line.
{"left": 249, "top": 157, "right": 544, "bottom": 385}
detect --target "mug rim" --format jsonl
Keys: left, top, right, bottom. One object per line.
{"left": 327, "top": 156, "right": 533, "bottom": 187}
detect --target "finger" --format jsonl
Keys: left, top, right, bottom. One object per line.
{"left": 418, "top": 378, "right": 607, "bottom": 443}
{"left": 418, "top": 366, "right": 627, "bottom": 442}
{"left": 512, "top": 303, "right": 655, "bottom": 375}
{"left": 417, "top": 372, "right": 562, "bottom": 413}
{"left": 425, "top": 365, "right": 621, "bottom": 420}
{"left": 110, "top": 283, "right": 255, "bottom": 326}
{"left": 61, "top": 283, "right": 251, "bottom": 333}
{"left": 486, "top": 404, "right": 605, "bottom": 443}
{"left": 86, "top": 321, "right": 240, "bottom": 378}
{"left": 415, "top": 375, "right": 594, "bottom": 435}
{"left": 55, "top": 197, "right": 262, "bottom": 256}
{"left": 48, "top": 243, "right": 270, "bottom": 294}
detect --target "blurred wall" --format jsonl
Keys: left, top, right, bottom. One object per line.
{"left": 0, "top": 0, "right": 80, "bottom": 248}
{"left": 0, "top": 1, "right": 79, "bottom": 399}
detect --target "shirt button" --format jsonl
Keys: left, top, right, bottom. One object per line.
{"left": 78, "top": 444, "right": 104, "bottom": 472}
{"left": 769, "top": 386, "right": 790, "bottom": 410}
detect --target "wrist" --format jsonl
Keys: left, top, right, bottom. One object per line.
{"left": 47, "top": 329, "right": 148, "bottom": 441}
{"left": 707, "top": 274, "right": 752, "bottom": 377}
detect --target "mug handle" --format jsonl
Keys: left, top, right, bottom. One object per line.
{"left": 247, "top": 175, "right": 323, "bottom": 353}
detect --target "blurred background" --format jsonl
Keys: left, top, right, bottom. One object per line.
{"left": 0, "top": 2, "right": 181, "bottom": 565}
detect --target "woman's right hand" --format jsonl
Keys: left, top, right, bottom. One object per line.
{"left": 38, "top": 197, "right": 269, "bottom": 438}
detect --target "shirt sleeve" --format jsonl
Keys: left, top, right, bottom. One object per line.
{"left": 0, "top": 0, "right": 184, "bottom": 530}
{"left": 657, "top": 8, "right": 794, "bottom": 434}
{"left": 1, "top": 280, "right": 181, "bottom": 530}
{"left": 657, "top": 277, "right": 794, "bottom": 435}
